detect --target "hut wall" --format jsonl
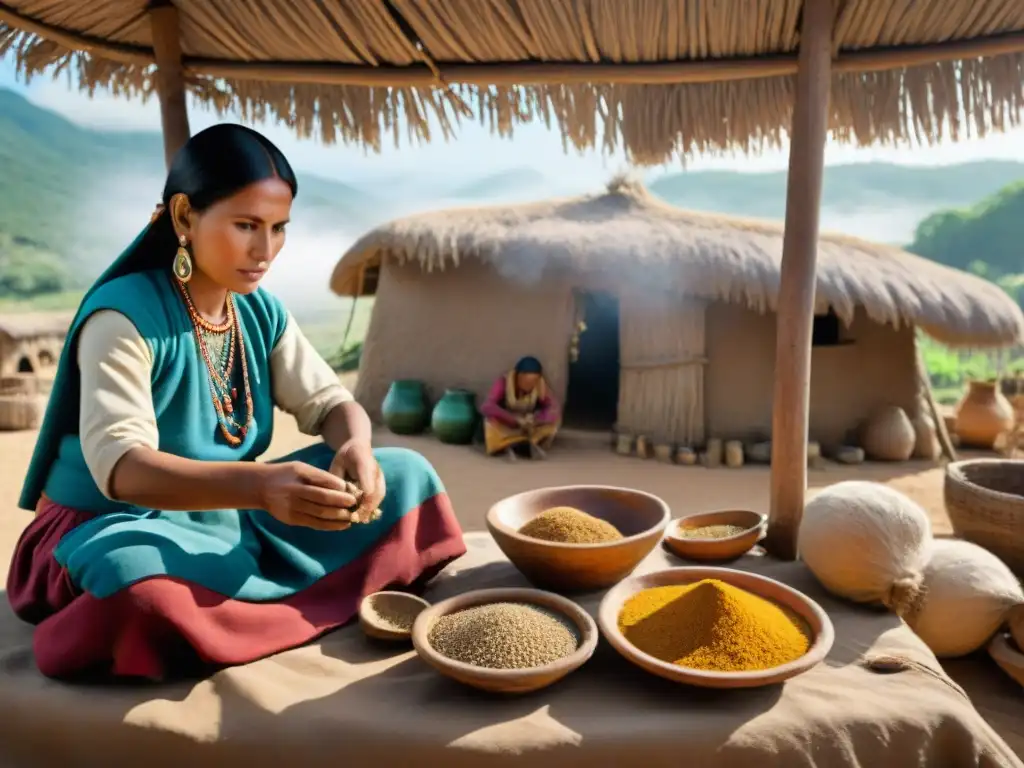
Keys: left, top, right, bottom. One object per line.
{"left": 354, "top": 260, "right": 575, "bottom": 420}
{"left": 703, "top": 302, "right": 919, "bottom": 446}
{"left": 616, "top": 293, "right": 706, "bottom": 445}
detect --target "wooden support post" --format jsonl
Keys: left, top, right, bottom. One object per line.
{"left": 149, "top": 1, "right": 190, "bottom": 169}
{"left": 765, "top": 0, "right": 835, "bottom": 560}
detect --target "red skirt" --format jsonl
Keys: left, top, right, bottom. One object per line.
{"left": 7, "top": 494, "right": 466, "bottom": 680}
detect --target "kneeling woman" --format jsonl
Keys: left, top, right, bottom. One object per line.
{"left": 7, "top": 125, "right": 466, "bottom": 680}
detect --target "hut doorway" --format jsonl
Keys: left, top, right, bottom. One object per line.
{"left": 563, "top": 290, "right": 620, "bottom": 430}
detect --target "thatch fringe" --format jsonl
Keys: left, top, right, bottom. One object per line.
{"left": 3, "top": 7, "right": 1024, "bottom": 163}
{"left": 330, "top": 181, "right": 1024, "bottom": 349}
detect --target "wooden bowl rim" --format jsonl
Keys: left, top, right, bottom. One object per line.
{"left": 411, "top": 587, "right": 599, "bottom": 680}
{"left": 597, "top": 566, "right": 835, "bottom": 684}
{"left": 486, "top": 484, "right": 672, "bottom": 550}
{"left": 359, "top": 591, "right": 432, "bottom": 637}
{"left": 666, "top": 510, "right": 767, "bottom": 542}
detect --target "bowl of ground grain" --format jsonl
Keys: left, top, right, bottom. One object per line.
{"left": 664, "top": 509, "right": 767, "bottom": 562}
{"left": 598, "top": 566, "right": 834, "bottom": 689}
{"left": 412, "top": 588, "right": 598, "bottom": 694}
{"left": 486, "top": 485, "right": 671, "bottom": 591}
{"left": 359, "top": 591, "right": 431, "bottom": 641}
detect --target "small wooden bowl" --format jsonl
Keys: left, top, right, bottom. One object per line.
{"left": 359, "top": 591, "right": 431, "bottom": 641}
{"left": 486, "top": 485, "right": 671, "bottom": 591}
{"left": 989, "top": 633, "right": 1024, "bottom": 689}
{"left": 598, "top": 566, "right": 835, "bottom": 689}
{"left": 411, "top": 587, "right": 598, "bottom": 694}
{"left": 664, "top": 509, "right": 767, "bottom": 562}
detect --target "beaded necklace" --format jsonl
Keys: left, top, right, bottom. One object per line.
{"left": 175, "top": 280, "right": 253, "bottom": 446}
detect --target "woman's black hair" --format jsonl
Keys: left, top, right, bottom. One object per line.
{"left": 514, "top": 356, "right": 543, "bottom": 374}
{"left": 102, "top": 124, "right": 298, "bottom": 284}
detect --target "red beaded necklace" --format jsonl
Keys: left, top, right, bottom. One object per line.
{"left": 176, "top": 280, "right": 253, "bottom": 446}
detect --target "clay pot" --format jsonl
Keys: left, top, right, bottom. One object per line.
{"left": 381, "top": 379, "right": 429, "bottom": 435}
{"left": 431, "top": 388, "right": 478, "bottom": 445}
{"left": 911, "top": 411, "right": 941, "bottom": 460}
{"left": 861, "top": 405, "right": 915, "bottom": 462}
{"left": 955, "top": 380, "right": 1015, "bottom": 449}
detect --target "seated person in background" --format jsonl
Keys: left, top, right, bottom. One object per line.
{"left": 480, "top": 356, "right": 560, "bottom": 460}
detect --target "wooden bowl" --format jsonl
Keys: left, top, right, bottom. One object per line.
{"left": 486, "top": 485, "right": 671, "bottom": 591}
{"left": 598, "top": 566, "right": 835, "bottom": 689}
{"left": 411, "top": 588, "right": 598, "bottom": 694}
{"left": 664, "top": 509, "right": 767, "bottom": 562}
{"left": 989, "top": 633, "right": 1024, "bottom": 689}
{"left": 359, "top": 591, "right": 431, "bottom": 641}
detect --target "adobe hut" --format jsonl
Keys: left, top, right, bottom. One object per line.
{"left": 0, "top": 312, "right": 71, "bottom": 377}
{"left": 331, "top": 179, "right": 1024, "bottom": 450}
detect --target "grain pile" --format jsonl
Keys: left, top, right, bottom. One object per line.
{"left": 519, "top": 506, "right": 624, "bottom": 544}
{"left": 364, "top": 594, "right": 424, "bottom": 632}
{"left": 677, "top": 524, "right": 747, "bottom": 539}
{"left": 428, "top": 602, "right": 579, "bottom": 669}
{"left": 618, "top": 579, "right": 810, "bottom": 672}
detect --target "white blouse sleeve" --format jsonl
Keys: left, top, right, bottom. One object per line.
{"left": 77, "top": 309, "right": 159, "bottom": 499}
{"left": 270, "top": 312, "right": 353, "bottom": 436}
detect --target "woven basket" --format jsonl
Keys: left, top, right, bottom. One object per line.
{"left": 944, "top": 459, "right": 1024, "bottom": 575}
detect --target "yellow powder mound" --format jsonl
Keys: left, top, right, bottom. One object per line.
{"left": 519, "top": 506, "right": 624, "bottom": 544}
{"left": 617, "top": 579, "right": 810, "bottom": 672}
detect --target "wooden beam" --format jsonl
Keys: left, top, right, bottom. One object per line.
{"left": 2, "top": 2, "right": 1024, "bottom": 87}
{"left": 764, "top": 0, "right": 836, "bottom": 561}
{"left": 149, "top": 2, "right": 190, "bottom": 169}
{"left": 186, "top": 31, "right": 1024, "bottom": 87}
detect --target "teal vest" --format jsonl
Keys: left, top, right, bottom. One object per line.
{"left": 19, "top": 269, "right": 288, "bottom": 513}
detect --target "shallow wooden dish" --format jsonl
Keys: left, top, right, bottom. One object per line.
{"left": 486, "top": 485, "right": 671, "bottom": 591}
{"left": 598, "top": 566, "right": 835, "bottom": 689}
{"left": 989, "top": 633, "right": 1024, "bottom": 689}
{"left": 411, "top": 587, "right": 598, "bottom": 694}
{"left": 664, "top": 510, "right": 767, "bottom": 562}
{"left": 359, "top": 591, "right": 431, "bottom": 641}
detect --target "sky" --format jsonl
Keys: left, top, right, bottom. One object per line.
{"left": 4, "top": 56, "right": 1024, "bottom": 186}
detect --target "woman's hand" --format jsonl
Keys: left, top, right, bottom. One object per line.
{"left": 258, "top": 461, "right": 359, "bottom": 531}
{"left": 330, "top": 439, "right": 386, "bottom": 519}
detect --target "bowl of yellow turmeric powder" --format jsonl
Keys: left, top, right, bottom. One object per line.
{"left": 486, "top": 485, "right": 671, "bottom": 591}
{"left": 664, "top": 509, "right": 767, "bottom": 562}
{"left": 597, "top": 567, "right": 835, "bottom": 688}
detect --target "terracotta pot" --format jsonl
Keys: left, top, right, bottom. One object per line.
{"left": 861, "top": 405, "right": 915, "bottom": 462}
{"left": 955, "top": 381, "right": 1015, "bottom": 449}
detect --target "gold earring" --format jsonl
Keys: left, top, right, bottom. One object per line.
{"left": 173, "top": 234, "right": 193, "bottom": 283}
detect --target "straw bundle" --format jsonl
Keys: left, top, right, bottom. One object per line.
{"left": 2, "top": 0, "right": 1024, "bottom": 163}
{"left": 617, "top": 294, "right": 706, "bottom": 446}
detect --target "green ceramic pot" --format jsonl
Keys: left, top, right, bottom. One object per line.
{"left": 381, "top": 379, "right": 429, "bottom": 435}
{"left": 431, "top": 388, "right": 478, "bottom": 445}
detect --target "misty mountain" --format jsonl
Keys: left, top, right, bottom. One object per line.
{"left": 2, "top": 86, "right": 1024, "bottom": 316}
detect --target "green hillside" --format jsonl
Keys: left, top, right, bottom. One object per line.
{"left": 907, "top": 181, "right": 1024, "bottom": 280}
{"left": 0, "top": 88, "right": 379, "bottom": 289}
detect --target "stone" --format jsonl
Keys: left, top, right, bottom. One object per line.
{"left": 833, "top": 445, "right": 865, "bottom": 465}
{"left": 747, "top": 441, "right": 772, "bottom": 464}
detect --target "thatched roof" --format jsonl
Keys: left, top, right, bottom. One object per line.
{"left": 2, "top": 2, "right": 1024, "bottom": 164}
{"left": 0, "top": 312, "right": 72, "bottom": 341}
{"left": 330, "top": 178, "right": 1024, "bottom": 348}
